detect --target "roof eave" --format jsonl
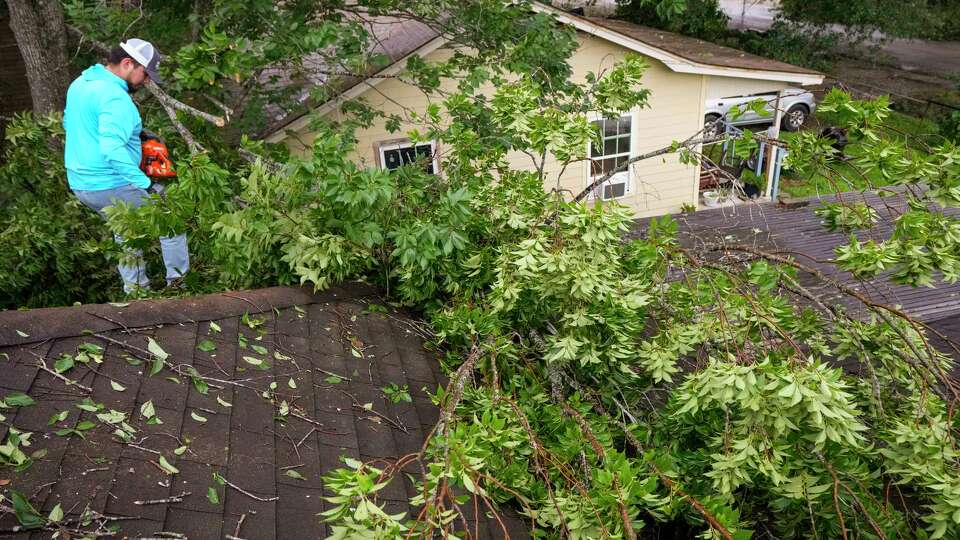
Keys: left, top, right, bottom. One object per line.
{"left": 533, "top": 3, "right": 824, "bottom": 86}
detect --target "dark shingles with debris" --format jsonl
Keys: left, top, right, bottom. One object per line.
{"left": 630, "top": 190, "right": 960, "bottom": 324}
{"left": 0, "top": 284, "right": 528, "bottom": 539}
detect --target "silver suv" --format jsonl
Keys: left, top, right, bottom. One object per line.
{"left": 704, "top": 87, "right": 816, "bottom": 135}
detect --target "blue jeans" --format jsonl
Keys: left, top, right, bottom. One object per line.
{"left": 73, "top": 184, "right": 189, "bottom": 293}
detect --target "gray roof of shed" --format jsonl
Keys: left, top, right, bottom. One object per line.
{"left": 630, "top": 190, "right": 960, "bottom": 323}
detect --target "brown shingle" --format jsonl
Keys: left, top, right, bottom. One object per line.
{"left": 0, "top": 285, "right": 531, "bottom": 538}
{"left": 584, "top": 16, "right": 822, "bottom": 76}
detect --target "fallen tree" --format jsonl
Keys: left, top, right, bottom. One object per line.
{"left": 1, "top": 1, "right": 959, "bottom": 537}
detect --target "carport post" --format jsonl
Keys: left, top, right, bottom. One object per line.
{"left": 764, "top": 90, "right": 784, "bottom": 199}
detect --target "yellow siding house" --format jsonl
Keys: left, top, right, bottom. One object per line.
{"left": 265, "top": 3, "right": 823, "bottom": 218}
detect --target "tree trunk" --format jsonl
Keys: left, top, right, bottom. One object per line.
{"left": 6, "top": 0, "right": 71, "bottom": 115}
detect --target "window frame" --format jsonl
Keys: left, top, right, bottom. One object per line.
{"left": 375, "top": 138, "right": 439, "bottom": 175}
{"left": 585, "top": 113, "right": 634, "bottom": 201}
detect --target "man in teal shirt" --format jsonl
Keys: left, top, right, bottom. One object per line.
{"left": 64, "top": 38, "right": 189, "bottom": 293}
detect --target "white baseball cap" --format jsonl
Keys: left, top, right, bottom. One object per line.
{"left": 119, "top": 38, "right": 163, "bottom": 84}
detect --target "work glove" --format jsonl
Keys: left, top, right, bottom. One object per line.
{"left": 147, "top": 181, "right": 165, "bottom": 196}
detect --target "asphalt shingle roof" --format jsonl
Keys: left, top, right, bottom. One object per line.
{"left": 0, "top": 285, "right": 528, "bottom": 539}
{"left": 631, "top": 190, "right": 960, "bottom": 324}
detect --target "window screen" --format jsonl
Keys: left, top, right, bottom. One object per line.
{"left": 380, "top": 142, "right": 435, "bottom": 174}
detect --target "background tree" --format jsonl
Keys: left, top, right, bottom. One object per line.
{"left": 5, "top": 0, "right": 71, "bottom": 114}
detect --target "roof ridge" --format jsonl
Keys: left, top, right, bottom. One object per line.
{"left": 0, "top": 284, "right": 378, "bottom": 347}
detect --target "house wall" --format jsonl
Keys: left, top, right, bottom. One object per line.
{"left": 282, "top": 33, "right": 787, "bottom": 217}
{"left": 705, "top": 76, "right": 788, "bottom": 99}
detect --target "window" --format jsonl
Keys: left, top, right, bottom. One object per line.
{"left": 588, "top": 116, "right": 631, "bottom": 200}
{"left": 378, "top": 140, "right": 437, "bottom": 174}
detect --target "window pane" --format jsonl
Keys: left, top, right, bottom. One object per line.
{"left": 604, "top": 138, "right": 617, "bottom": 156}
{"left": 618, "top": 116, "right": 631, "bottom": 133}
{"left": 615, "top": 156, "right": 628, "bottom": 168}
{"left": 591, "top": 159, "right": 603, "bottom": 176}
{"left": 603, "top": 119, "right": 620, "bottom": 137}
{"left": 617, "top": 135, "right": 631, "bottom": 154}
{"left": 603, "top": 182, "right": 626, "bottom": 199}
{"left": 603, "top": 157, "right": 617, "bottom": 174}
{"left": 591, "top": 141, "right": 602, "bottom": 157}
{"left": 383, "top": 148, "right": 404, "bottom": 170}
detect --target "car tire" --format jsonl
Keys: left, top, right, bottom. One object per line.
{"left": 781, "top": 104, "right": 808, "bottom": 132}
{"left": 704, "top": 114, "right": 722, "bottom": 138}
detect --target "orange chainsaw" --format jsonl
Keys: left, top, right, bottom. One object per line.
{"left": 139, "top": 131, "right": 176, "bottom": 178}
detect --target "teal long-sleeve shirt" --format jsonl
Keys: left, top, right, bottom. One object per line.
{"left": 63, "top": 64, "right": 151, "bottom": 191}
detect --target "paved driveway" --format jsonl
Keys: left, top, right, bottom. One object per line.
{"left": 719, "top": 0, "right": 960, "bottom": 77}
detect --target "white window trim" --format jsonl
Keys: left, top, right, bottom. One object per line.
{"left": 585, "top": 114, "right": 634, "bottom": 201}
{"left": 376, "top": 139, "right": 439, "bottom": 174}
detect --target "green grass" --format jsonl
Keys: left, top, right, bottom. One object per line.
{"left": 778, "top": 111, "right": 943, "bottom": 199}
{"left": 697, "top": 111, "right": 944, "bottom": 199}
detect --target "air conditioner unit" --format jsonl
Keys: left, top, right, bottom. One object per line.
{"left": 595, "top": 170, "right": 629, "bottom": 200}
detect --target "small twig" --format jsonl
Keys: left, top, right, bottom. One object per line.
{"left": 85, "top": 311, "right": 133, "bottom": 334}
{"left": 126, "top": 443, "right": 161, "bottom": 456}
{"left": 222, "top": 477, "right": 279, "bottom": 502}
{"left": 233, "top": 513, "right": 247, "bottom": 538}
{"left": 336, "top": 389, "right": 409, "bottom": 432}
{"left": 28, "top": 351, "right": 92, "bottom": 393}
{"left": 296, "top": 427, "right": 315, "bottom": 448}
{"left": 134, "top": 492, "right": 190, "bottom": 505}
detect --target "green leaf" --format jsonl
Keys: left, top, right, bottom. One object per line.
{"left": 191, "top": 411, "right": 208, "bottom": 423}
{"left": 462, "top": 474, "right": 476, "bottom": 494}
{"left": 251, "top": 344, "right": 268, "bottom": 355}
{"left": 110, "top": 380, "right": 126, "bottom": 392}
{"left": 192, "top": 376, "right": 209, "bottom": 396}
{"left": 287, "top": 378, "right": 297, "bottom": 389}
{"left": 10, "top": 490, "right": 42, "bottom": 529}
{"left": 149, "top": 356, "right": 164, "bottom": 377}
{"left": 216, "top": 396, "right": 232, "bottom": 408}
{"left": 75, "top": 421, "right": 96, "bottom": 431}
{"left": 108, "top": 302, "right": 130, "bottom": 307}
{"left": 158, "top": 455, "right": 179, "bottom": 475}
{"left": 209, "top": 321, "right": 222, "bottom": 333}
{"left": 207, "top": 486, "right": 220, "bottom": 504}
{"left": 212, "top": 472, "right": 226, "bottom": 486}
{"left": 146, "top": 338, "right": 169, "bottom": 361}
{"left": 174, "top": 445, "right": 188, "bottom": 456}
{"left": 54, "top": 354, "right": 75, "bottom": 374}
{"left": 243, "top": 356, "right": 263, "bottom": 367}
{"left": 140, "top": 400, "right": 156, "bottom": 419}
{"left": 285, "top": 469, "right": 306, "bottom": 481}
{"left": 48, "top": 503, "right": 63, "bottom": 523}
{"left": 147, "top": 338, "right": 168, "bottom": 376}
{"left": 48, "top": 410, "right": 69, "bottom": 426}
{"left": 197, "top": 339, "right": 217, "bottom": 352}
{"left": 15, "top": 330, "right": 29, "bottom": 338}
{"left": 76, "top": 398, "right": 102, "bottom": 412}
{"left": 324, "top": 375, "right": 343, "bottom": 385}
{"left": 4, "top": 393, "right": 35, "bottom": 407}
{"left": 350, "top": 348, "right": 362, "bottom": 358}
